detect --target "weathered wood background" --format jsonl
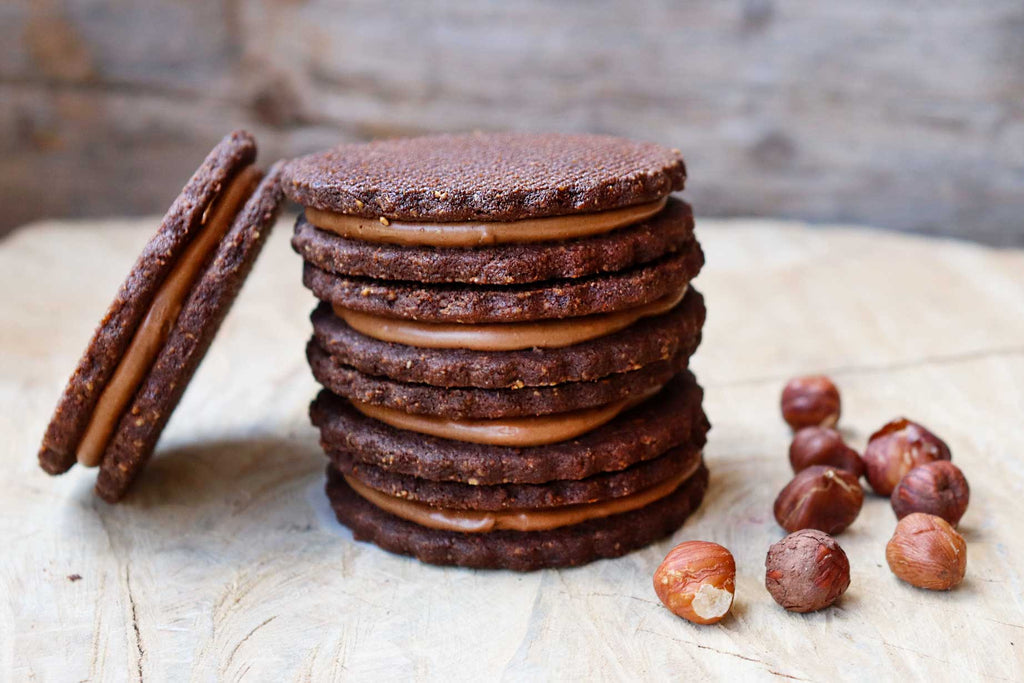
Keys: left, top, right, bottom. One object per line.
{"left": 3, "top": 0, "right": 1024, "bottom": 244}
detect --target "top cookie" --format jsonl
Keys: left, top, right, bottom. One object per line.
{"left": 283, "top": 132, "right": 686, "bottom": 221}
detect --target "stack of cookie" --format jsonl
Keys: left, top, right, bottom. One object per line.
{"left": 284, "top": 133, "right": 710, "bottom": 570}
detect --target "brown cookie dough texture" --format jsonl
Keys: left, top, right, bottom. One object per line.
{"left": 292, "top": 198, "right": 695, "bottom": 285}
{"left": 283, "top": 132, "right": 686, "bottom": 222}
{"left": 306, "top": 337, "right": 690, "bottom": 419}
{"left": 311, "top": 372, "right": 708, "bottom": 485}
{"left": 302, "top": 243, "right": 703, "bottom": 324}
{"left": 310, "top": 289, "right": 705, "bottom": 389}
{"left": 326, "top": 462, "right": 709, "bottom": 571}
{"left": 332, "top": 438, "right": 705, "bottom": 511}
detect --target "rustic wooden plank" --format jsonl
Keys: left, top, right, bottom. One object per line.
{"left": 1, "top": 216, "right": 1022, "bottom": 680}
{"left": 3, "top": 1, "right": 1024, "bottom": 242}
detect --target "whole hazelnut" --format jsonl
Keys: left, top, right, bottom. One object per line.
{"left": 653, "top": 541, "right": 736, "bottom": 625}
{"left": 863, "top": 418, "right": 952, "bottom": 496}
{"left": 891, "top": 461, "right": 970, "bottom": 526}
{"left": 886, "top": 512, "right": 966, "bottom": 590}
{"left": 789, "top": 427, "right": 865, "bottom": 477}
{"left": 773, "top": 466, "right": 864, "bottom": 534}
{"left": 765, "top": 529, "right": 850, "bottom": 612}
{"left": 781, "top": 375, "right": 841, "bottom": 430}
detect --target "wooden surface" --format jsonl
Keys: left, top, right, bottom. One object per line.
{"left": 2, "top": 215, "right": 1024, "bottom": 681}
{"left": 4, "top": 1, "right": 1024, "bottom": 244}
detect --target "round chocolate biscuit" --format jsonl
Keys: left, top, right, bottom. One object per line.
{"left": 283, "top": 132, "right": 686, "bottom": 222}
{"left": 311, "top": 371, "right": 709, "bottom": 485}
{"left": 331, "top": 439, "right": 703, "bottom": 511}
{"left": 95, "top": 165, "right": 285, "bottom": 502}
{"left": 39, "top": 131, "right": 257, "bottom": 478}
{"left": 302, "top": 243, "right": 703, "bottom": 323}
{"left": 292, "top": 199, "right": 695, "bottom": 285}
{"left": 325, "top": 462, "right": 709, "bottom": 571}
{"left": 38, "top": 132, "right": 285, "bottom": 502}
{"left": 310, "top": 288, "right": 705, "bottom": 389}
{"left": 307, "top": 337, "right": 689, "bottom": 419}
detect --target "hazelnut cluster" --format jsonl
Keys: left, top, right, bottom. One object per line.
{"left": 651, "top": 374, "right": 971, "bottom": 626}
{"left": 774, "top": 377, "right": 866, "bottom": 540}
{"left": 773, "top": 374, "right": 970, "bottom": 595}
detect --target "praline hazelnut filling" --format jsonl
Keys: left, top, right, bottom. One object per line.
{"left": 305, "top": 197, "right": 667, "bottom": 248}
{"left": 344, "top": 455, "right": 701, "bottom": 533}
{"left": 333, "top": 284, "right": 688, "bottom": 351}
{"left": 75, "top": 166, "right": 262, "bottom": 467}
{"left": 349, "top": 384, "right": 662, "bottom": 447}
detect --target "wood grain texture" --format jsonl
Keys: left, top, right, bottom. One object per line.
{"left": 2, "top": 215, "right": 1023, "bottom": 680}
{"left": 3, "top": 0, "right": 1024, "bottom": 244}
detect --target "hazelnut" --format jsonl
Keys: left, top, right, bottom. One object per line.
{"left": 781, "top": 375, "right": 841, "bottom": 430}
{"left": 863, "top": 418, "right": 952, "bottom": 495}
{"left": 765, "top": 529, "right": 850, "bottom": 612}
{"left": 891, "top": 461, "right": 969, "bottom": 526}
{"left": 653, "top": 541, "right": 736, "bottom": 625}
{"left": 773, "top": 466, "right": 864, "bottom": 534}
{"left": 789, "top": 427, "right": 865, "bottom": 477}
{"left": 886, "top": 512, "right": 966, "bottom": 590}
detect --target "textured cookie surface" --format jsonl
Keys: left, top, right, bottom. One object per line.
{"left": 307, "top": 337, "right": 689, "bottom": 419}
{"left": 303, "top": 243, "right": 703, "bottom": 323}
{"left": 311, "top": 371, "right": 709, "bottom": 485}
{"left": 292, "top": 199, "right": 695, "bottom": 285}
{"left": 310, "top": 288, "right": 704, "bottom": 389}
{"left": 283, "top": 132, "right": 686, "bottom": 222}
{"left": 332, "top": 439, "right": 703, "bottom": 511}
{"left": 326, "top": 462, "right": 708, "bottom": 571}
{"left": 38, "top": 131, "right": 258, "bottom": 478}
{"left": 95, "top": 165, "right": 285, "bottom": 502}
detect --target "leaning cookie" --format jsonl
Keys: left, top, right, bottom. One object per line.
{"left": 38, "top": 131, "right": 284, "bottom": 502}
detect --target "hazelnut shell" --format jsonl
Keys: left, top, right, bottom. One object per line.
{"left": 653, "top": 541, "right": 736, "bottom": 625}
{"left": 781, "top": 376, "right": 841, "bottom": 430}
{"left": 886, "top": 513, "right": 966, "bottom": 590}
{"left": 774, "top": 466, "right": 864, "bottom": 535}
{"left": 789, "top": 427, "right": 865, "bottom": 477}
{"left": 891, "top": 461, "right": 969, "bottom": 526}
{"left": 765, "top": 529, "right": 850, "bottom": 612}
{"left": 863, "top": 418, "right": 952, "bottom": 496}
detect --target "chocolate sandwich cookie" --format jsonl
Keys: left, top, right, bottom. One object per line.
{"left": 302, "top": 244, "right": 703, "bottom": 324}
{"left": 292, "top": 198, "right": 695, "bottom": 285}
{"left": 307, "top": 337, "right": 690, "bottom": 419}
{"left": 331, "top": 437, "right": 704, "bottom": 511}
{"left": 311, "top": 371, "right": 709, "bottom": 485}
{"left": 309, "top": 288, "right": 705, "bottom": 389}
{"left": 38, "top": 131, "right": 284, "bottom": 502}
{"left": 325, "top": 461, "right": 709, "bottom": 571}
{"left": 283, "top": 132, "right": 686, "bottom": 222}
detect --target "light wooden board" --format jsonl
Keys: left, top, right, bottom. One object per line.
{"left": 1, "top": 216, "right": 1023, "bottom": 681}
